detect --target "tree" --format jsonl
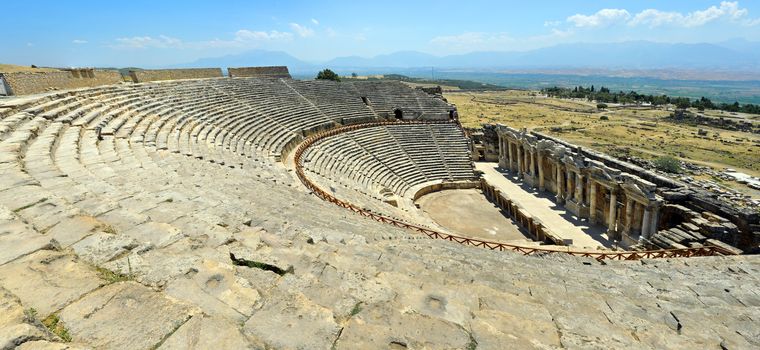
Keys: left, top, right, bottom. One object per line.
{"left": 351, "top": 72, "right": 358, "bottom": 78}
{"left": 674, "top": 97, "right": 691, "bottom": 110}
{"left": 316, "top": 69, "right": 340, "bottom": 82}
{"left": 653, "top": 156, "right": 682, "bottom": 174}
{"left": 597, "top": 103, "right": 608, "bottom": 110}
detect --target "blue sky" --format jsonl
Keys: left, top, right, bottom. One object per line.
{"left": 3, "top": 0, "right": 760, "bottom": 67}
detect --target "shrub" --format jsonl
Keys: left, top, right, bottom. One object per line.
{"left": 599, "top": 115, "right": 609, "bottom": 120}
{"left": 597, "top": 103, "right": 608, "bottom": 110}
{"left": 653, "top": 156, "right": 682, "bottom": 174}
{"left": 316, "top": 69, "right": 340, "bottom": 82}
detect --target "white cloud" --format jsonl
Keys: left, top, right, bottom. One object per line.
{"left": 628, "top": 1, "right": 754, "bottom": 27}
{"left": 567, "top": 9, "right": 630, "bottom": 28}
{"left": 311, "top": 18, "right": 319, "bottom": 25}
{"left": 113, "top": 35, "right": 183, "bottom": 49}
{"left": 543, "top": 20, "right": 561, "bottom": 27}
{"left": 289, "top": 23, "right": 315, "bottom": 37}
{"left": 111, "top": 29, "right": 293, "bottom": 50}
{"left": 26, "top": 43, "right": 34, "bottom": 47}
{"left": 72, "top": 39, "right": 88, "bottom": 44}
{"left": 745, "top": 17, "right": 760, "bottom": 26}
{"left": 628, "top": 9, "right": 682, "bottom": 28}
{"left": 234, "top": 30, "right": 292, "bottom": 41}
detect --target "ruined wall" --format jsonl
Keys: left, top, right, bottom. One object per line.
{"left": 485, "top": 123, "right": 759, "bottom": 252}
{"left": 0, "top": 70, "right": 122, "bottom": 95}
{"left": 129, "top": 68, "right": 223, "bottom": 83}
{"left": 532, "top": 131, "right": 680, "bottom": 189}
{"left": 228, "top": 66, "right": 291, "bottom": 79}
{"left": 668, "top": 110, "right": 759, "bottom": 134}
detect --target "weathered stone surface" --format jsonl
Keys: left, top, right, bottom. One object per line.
{"left": 70, "top": 231, "right": 141, "bottom": 265}
{"left": 0, "top": 287, "right": 53, "bottom": 349}
{"left": 16, "top": 340, "right": 90, "bottom": 350}
{"left": 122, "top": 221, "right": 185, "bottom": 248}
{"left": 46, "top": 216, "right": 100, "bottom": 248}
{"left": 1, "top": 70, "right": 122, "bottom": 96}
{"left": 244, "top": 292, "right": 341, "bottom": 349}
{"left": 0, "top": 324, "right": 51, "bottom": 350}
{"left": 158, "top": 314, "right": 252, "bottom": 350}
{"left": 0, "top": 211, "right": 54, "bottom": 265}
{"left": 336, "top": 305, "right": 472, "bottom": 349}
{"left": 0, "top": 250, "right": 102, "bottom": 316}
{"left": 58, "top": 282, "right": 197, "bottom": 350}
{"left": 164, "top": 259, "right": 260, "bottom": 321}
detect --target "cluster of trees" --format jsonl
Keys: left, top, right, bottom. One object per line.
{"left": 542, "top": 86, "right": 760, "bottom": 114}
{"left": 316, "top": 69, "right": 341, "bottom": 82}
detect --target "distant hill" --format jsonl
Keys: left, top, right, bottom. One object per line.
{"left": 322, "top": 41, "right": 759, "bottom": 71}
{"left": 178, "top": 40, "right": 760, "bottom": 79}
{"left": 177, "top": 50, "right": 317, "bottom": 73}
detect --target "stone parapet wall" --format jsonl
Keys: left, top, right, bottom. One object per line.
{"left": 228, "top": 66, "right": 291, "bottom": 78}
{"left": 0, "top": 70, "right": 122, "bottom": 95}
{"left": 129, "top": 68, "right": 223, "bottom": 83}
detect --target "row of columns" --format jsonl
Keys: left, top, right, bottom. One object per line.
{"left": 497, "top": 131, "right": 662, "bottom": 242}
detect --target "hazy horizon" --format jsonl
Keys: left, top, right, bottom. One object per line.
{"left": 3, "top": 0, "right": 760, "bottom": 68}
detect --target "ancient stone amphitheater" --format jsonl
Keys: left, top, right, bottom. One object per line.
{"left": 0, "top": 69, "right": 758, "bottom": 349}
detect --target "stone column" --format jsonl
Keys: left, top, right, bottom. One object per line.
{"left": 575, "top": 173, "right": 583, "bottom": 203}
{"left": 588, "top": 181, "right": 597, "bottom": 224}
{"left": 648, "top": 205, "right": 660, "bottom": 237}
{"left": 505, "top": 139, "right": 512, "bottom": 171}
{"left": 566, "top": 170, "right": 574, "bottom": 201}
{"left": 624, "top": 198, "right": 634, "bottom": 235}
{"left": 516, "top": 145, "right": 523, "bottom": 179}
{"left": 555, "top": 165, "right": 564, "bottom": 203}
{"left": 608, "top": 190, "right": 617, "bottom": 233}
{"left": 537, "top": 153, "right": 545, "bottom": 191}
{"left": 511, "top": 142, "right": 515, "bottom": 172}
{"left": 641, "top": 207, "right": 652, "bottom": 239}
{"left": 526, "top": 150, "right": 532, "bottom": 176}
{"left": 498, "top": 135, "right": 506, "bottom": 169}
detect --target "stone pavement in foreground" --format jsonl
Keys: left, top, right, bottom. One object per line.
{"left": 476, "top": 162, "right": 612, "bottom": 249}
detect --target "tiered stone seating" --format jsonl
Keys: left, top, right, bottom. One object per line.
{"left": 283, "top": 79, "right": 378, "bottom": 124}
{"left": 352, "top": 81, "right": 453, "bottom": 118}
{"left": 2, "top": 77, "right": 748, "bottom": 350}
{"left": 302, "top": 123, "right": 476, "bottom": 205}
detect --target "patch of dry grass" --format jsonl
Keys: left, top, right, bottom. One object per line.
{"left": 448, "top": 91, "right": 760, "bottom": 178}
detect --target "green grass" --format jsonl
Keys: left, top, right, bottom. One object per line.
{"left": 42, "top": 314, "right": 72, "bottom": 342}
{"left": 99, "top": 223, "right": 117, "bottom": 234}
{"left": 24, "top": 307, "right": 37, "bottom": 322}
{"left": 96, "top": 265, "right": 133, "bottom": 284}
{"left": 349, "top": 302, "right": 363, "bottom": 317}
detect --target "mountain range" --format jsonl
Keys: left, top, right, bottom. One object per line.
{"left": 180, "top": 40, "right": 760, "bottom": 80}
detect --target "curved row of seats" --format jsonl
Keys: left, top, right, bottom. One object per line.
{"left": 1, "top": 79, "right": 426, "bottom": 266}
{"left": 0, "top": 77, "right": 462, "bottom": 248}
{"left": 352, "top": 81, "right": 454, "bottom": 118}
{"left": 301, "top": 123, "right": 476, "bottom": 203}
